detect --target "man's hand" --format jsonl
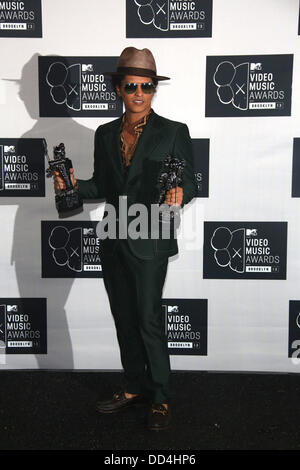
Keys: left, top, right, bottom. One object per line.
{"left": 53, "top": 168, "right": 77, "bottom": 191}
{"left": 164, "top": 186, "right": 183, "bottom": 206}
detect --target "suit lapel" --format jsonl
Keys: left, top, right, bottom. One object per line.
{"left": 102, "top": 116, "right": 124, "bottom": 186}
{"left": 125, "top": 111, "right": 164, "bottom": 187}
{"left": 102, "top": 111, "right": 164, "bottom": 191}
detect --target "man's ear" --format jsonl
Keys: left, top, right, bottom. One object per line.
{"left": 116, "top": 85, "right": 121, "bottom": 97}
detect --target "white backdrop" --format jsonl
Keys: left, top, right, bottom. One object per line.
{"left": 0, "top": 0, "right": 299, "bottom": 371}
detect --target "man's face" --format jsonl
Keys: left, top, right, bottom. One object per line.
{"left": 116, "top": 75, "right": 155, "bottom": 115}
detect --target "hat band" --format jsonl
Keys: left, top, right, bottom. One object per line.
{"left": 116, "top": 66, "right": 157, "bottom": 77}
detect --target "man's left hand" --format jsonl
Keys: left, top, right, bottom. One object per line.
{"left": 164, "top": 187, "right": 183, "bottom": 206}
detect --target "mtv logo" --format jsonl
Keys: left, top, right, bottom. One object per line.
{"left": 250, "top": 63, "right": 262, "bottom": 71}
{"left": 7, "top": 305, "right": 17, "bottom": 312}
{"left": 4, "top": 145, "right": 15, "bottom": 153}
{"left": 82, "top": 64, "right": 93, "bottom": 72}
{"left": 168, "top": 305, "right": 178, "bottom": 313}
{"left": 83, "top": 228, "right": 94, "bottom": 236}
{"left": 246, "top": 229, "right": 257, "bottom": 236}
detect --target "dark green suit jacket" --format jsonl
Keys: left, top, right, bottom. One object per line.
{"left": 77, "top": 111, "right": 197, "bottom": 260}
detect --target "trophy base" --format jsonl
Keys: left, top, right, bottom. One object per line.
{"left": 158, "top": 204, "right": 180, "bottom": 223}
{"left": 158, "top": 205, "right": 181, "bottom": 238}
{"left": 55, "top": 189, "right": 83, "bottom": 215}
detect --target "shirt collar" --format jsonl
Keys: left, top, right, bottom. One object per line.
{"left": 121, "top": 108, "right": 152, "bottom": 133}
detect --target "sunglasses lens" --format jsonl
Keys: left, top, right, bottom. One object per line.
{"left": 123, "top": 83, "right": 155, "bottom": 94}
{"left": 124, "top": 83, "right": 137, "bottom": 94}
{"left": 141, "top": 83, "right": 155, "bottom": 94}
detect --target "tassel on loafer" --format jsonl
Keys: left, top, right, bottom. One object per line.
{"left": 148, "top": 403, "right": 171, "bottom": 431}
{"left": 96, "top": 391, "right": 145, "bottom": 413}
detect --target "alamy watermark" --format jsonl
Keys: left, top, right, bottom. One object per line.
{"left": 95, "top": 196, "right": 202, "bottom": 251}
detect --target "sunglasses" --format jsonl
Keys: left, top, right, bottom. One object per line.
{"left": 122, "top": 82, "right": 156, "bottom": 94}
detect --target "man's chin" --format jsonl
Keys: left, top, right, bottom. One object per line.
{"left": 127, "top": 104, "right": 151, "bottom": 114}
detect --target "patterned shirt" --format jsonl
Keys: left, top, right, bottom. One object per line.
{"left": 120, "top": 109, "right": 152, "bottom": 176}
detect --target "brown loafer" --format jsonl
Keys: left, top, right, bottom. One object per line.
{"left": 148, "top": 404, "right": 171, "bottom": 431}
{"left": 96, "top": 391, "right": 145, "bottom": 413}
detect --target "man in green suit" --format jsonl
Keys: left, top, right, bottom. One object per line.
{"left": 54, "top": 47, "right": 196, "bottom": 430}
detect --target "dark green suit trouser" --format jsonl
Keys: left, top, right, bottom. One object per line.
{"left": 101, "top": 239, "right": 171, "bottom": 403}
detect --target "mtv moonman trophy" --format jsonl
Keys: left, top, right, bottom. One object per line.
{"left": 45, "top": 141, "right": 83, "bottom": 214}
{"left": 157, "top": 155, "right": 185, "bottom": 223}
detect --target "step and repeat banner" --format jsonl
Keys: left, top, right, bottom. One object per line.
{"left": 0, "top": 0, "right": 299, "bottom": 371}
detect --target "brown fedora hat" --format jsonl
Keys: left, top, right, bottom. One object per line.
{"left": 104, "top": 47, "right": 170, "bottom": 81}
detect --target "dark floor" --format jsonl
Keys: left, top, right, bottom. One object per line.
{"left": 0, "top": 370, "right": 299, "bottom": 450}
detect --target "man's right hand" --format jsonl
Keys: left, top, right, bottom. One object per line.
{"left": 53, "top": 168, "right": 77, "bottom": 191}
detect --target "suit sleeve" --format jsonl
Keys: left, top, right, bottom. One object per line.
{"left": 173, "top": 123, "right": 197, "bottom": 208}
{"left": 77, "top": 127, "right": 106, "bottom": 200}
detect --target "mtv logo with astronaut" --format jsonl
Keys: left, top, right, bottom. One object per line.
{"left": 203, "top": 222, "right": 287, "bottom": 279}
{"left": 205, "top": 55, "right": 293, "bottom": 117}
